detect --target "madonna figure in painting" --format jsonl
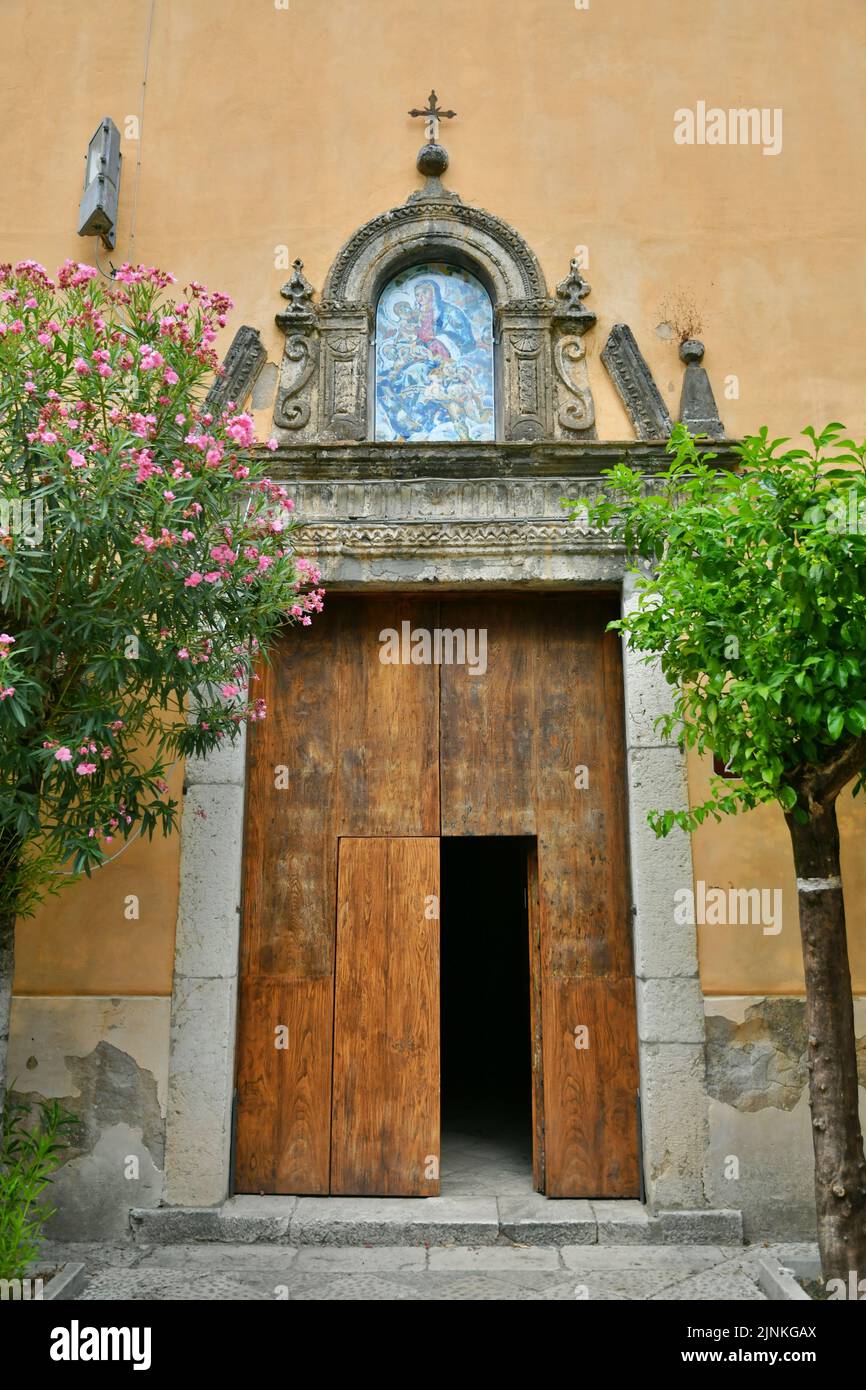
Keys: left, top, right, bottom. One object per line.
{"left": 413, "top": 279, "right": 477, "bottom": 359}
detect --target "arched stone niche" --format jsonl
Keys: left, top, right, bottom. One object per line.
{"left": 273, "top": 180, "right": 598, "bottom": 443}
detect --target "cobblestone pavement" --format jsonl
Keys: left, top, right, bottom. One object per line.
{"left": 43, "top": 1241, "right": 774, "bottom": 1301}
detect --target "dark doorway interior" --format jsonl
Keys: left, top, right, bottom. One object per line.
{"left": 440, "top": 837, "right": 534, "bottom": 1194}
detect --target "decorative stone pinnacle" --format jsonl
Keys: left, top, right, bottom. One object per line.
{"left": 553, "top": 258, "right": 596, "bottom": 334}
{"left": 679, "top": 337, "right": 705, "bottom": 364}
{"left": 556, "top": 259, "right": 592, "bottom": 310}
{"left": 276, "top": 258, "right": 316, "bottom": 331}
{"left": 678, "top": 337, "right": 725, "bottom": 438}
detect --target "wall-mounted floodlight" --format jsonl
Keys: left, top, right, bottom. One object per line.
{"left": 77, "top": 118, "right": 122, "bottom": 250}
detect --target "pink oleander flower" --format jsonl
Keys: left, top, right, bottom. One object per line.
{"left": 184, "top": 571, "right": 203, "bottom": 587}
{"left": 76, "top": 762, "right": 98, "bottom": 775}
{"left": 54, "top": 746, "right": 72, "bottom": 762}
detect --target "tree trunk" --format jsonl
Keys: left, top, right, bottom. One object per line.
{"left": 785, "top": 799, "right": 866, "bottom": 1284}
{"left": 0, "top": 904, "right": 13, "bottom": 1143}
{"left": 0, "top": 829, "right": 22, "bottom": 1145}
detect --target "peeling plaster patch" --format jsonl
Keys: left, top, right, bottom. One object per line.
{"left": 8, "top": 998, "right": 172, "bottom": 1239}
{"left": 69, "top": 1041, "right": 164, "bottom": 1166}
{"left": 11, "top": 1042, "right": 166, "bottom": 1241}
{"left": 8, "top": 995, "right": 171, "bottom": 1109}
{"left": 39, "top": 1123, "right": 163, "bottom": 1243}
{"left": 13, "top": 1040, "right": 164, "bottom": 1168}
{"left": 706, "top": 998, "right": 810, "bottom": 1112}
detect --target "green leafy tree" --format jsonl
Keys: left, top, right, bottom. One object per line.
{"left": 569, "top": 422, "right": 866, "bottom": 1282}
{"left": 0, "top": 259, "right": 324, "bottom": 1123}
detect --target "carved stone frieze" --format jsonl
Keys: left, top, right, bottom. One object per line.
{"left": 601, "top": 323, "right": 673, "bottom": 441}
{"left": 293, "top": 519, "right": 616, "bottom": 558}
{"left": 261, "top": 437, "right": 736, "bottom": 584}
{"left": 206, "top": 326, "right": 267, "bottom": 413}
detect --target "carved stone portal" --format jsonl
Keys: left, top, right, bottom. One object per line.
{"left": 272, "top": 172, "right": 600, "bottom": 443}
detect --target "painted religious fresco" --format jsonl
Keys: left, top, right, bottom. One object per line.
{"left": 375, "top": 263, "right": 495, "bottom": 441}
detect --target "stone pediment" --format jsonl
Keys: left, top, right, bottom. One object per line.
{"left": 273, "top": 167, "right": 600, "bottom": 446}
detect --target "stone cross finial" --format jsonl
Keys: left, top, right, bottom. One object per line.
{"left": 409, "top": 90, "right": 457, "bottom": 143}
{"left": 556, "top": 259, "right": 592, "bottom": 314}
{"left": 277, "top": 259, "right": 315, "bottom": 322}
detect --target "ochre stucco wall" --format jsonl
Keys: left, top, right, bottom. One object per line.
{"left": 690, "top": 752, "right": 866, "bottom": 994}
{"left": 3, "top": 0, "right": 865, "bottom": 997}
{"left": 13, "top": 761, "right": 182, "bottom": 996}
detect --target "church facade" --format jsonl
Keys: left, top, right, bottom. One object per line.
{"left": 4, "top": 0, "right": 865, "bottom": 1245}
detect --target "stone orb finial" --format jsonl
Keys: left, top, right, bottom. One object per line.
{"left": 679, "top": 338, "right": 705, "bottom": 364}
{"left": 417, "top": 141, "right": 449, "bottom": 177}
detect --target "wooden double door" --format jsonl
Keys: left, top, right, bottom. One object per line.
{"left": 235, "top": 593, "right": 640, "bottom": 1198}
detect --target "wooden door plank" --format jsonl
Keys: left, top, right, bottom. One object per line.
{"left": 337, "top": 597, "right": 440, "bottom": 837}
{"left": 241, "top": 614, "right": 340, "bottom": 982}
{"left": 541, "top": 976, "right": 640, "bottom": 1196}
{"left": 331, "top": 836, "right": 440, "bottom": 1196}
{"left": 437, "top": 593, "right": 640, "bottom": 1197}
{"left": 526, "top": 842, "right": 546, "bottom": 1193}
{"left": 234, "top": 976, "right": 333, "bottom": 1194}
{"left": 439, "top": 597, "right": 536, "bottom": 835}
{"left": 534, "top": 596, "right": 639, "bottom": 1196}
{"left": 235, "top": 597, "right": 440, "bottom": 1194}
{"left": 235, "top": 611, "right": 341, "bottom": 1194}
{"left": 234, "top": 976, "right": 279, "bottom": 1193}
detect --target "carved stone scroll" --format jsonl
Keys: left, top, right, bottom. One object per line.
{"left": 553, "top": 336, "right": 595, "bottom": 435}
{"left": 551, "top": 259, "right": 597, "bottom": 438}
{"left": 274, "top": 259, "right": 319, "bottom": 441}
{"left": 274, "top": 332, "right": 319, "bottom": 433}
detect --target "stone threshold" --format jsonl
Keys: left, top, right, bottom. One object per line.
{"left": 131, "top": 1196, "right": 743, "bottom": 1248}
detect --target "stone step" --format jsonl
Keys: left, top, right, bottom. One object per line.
{"left": 131, "top": 1196, "right": 743, "bottom": 1248}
